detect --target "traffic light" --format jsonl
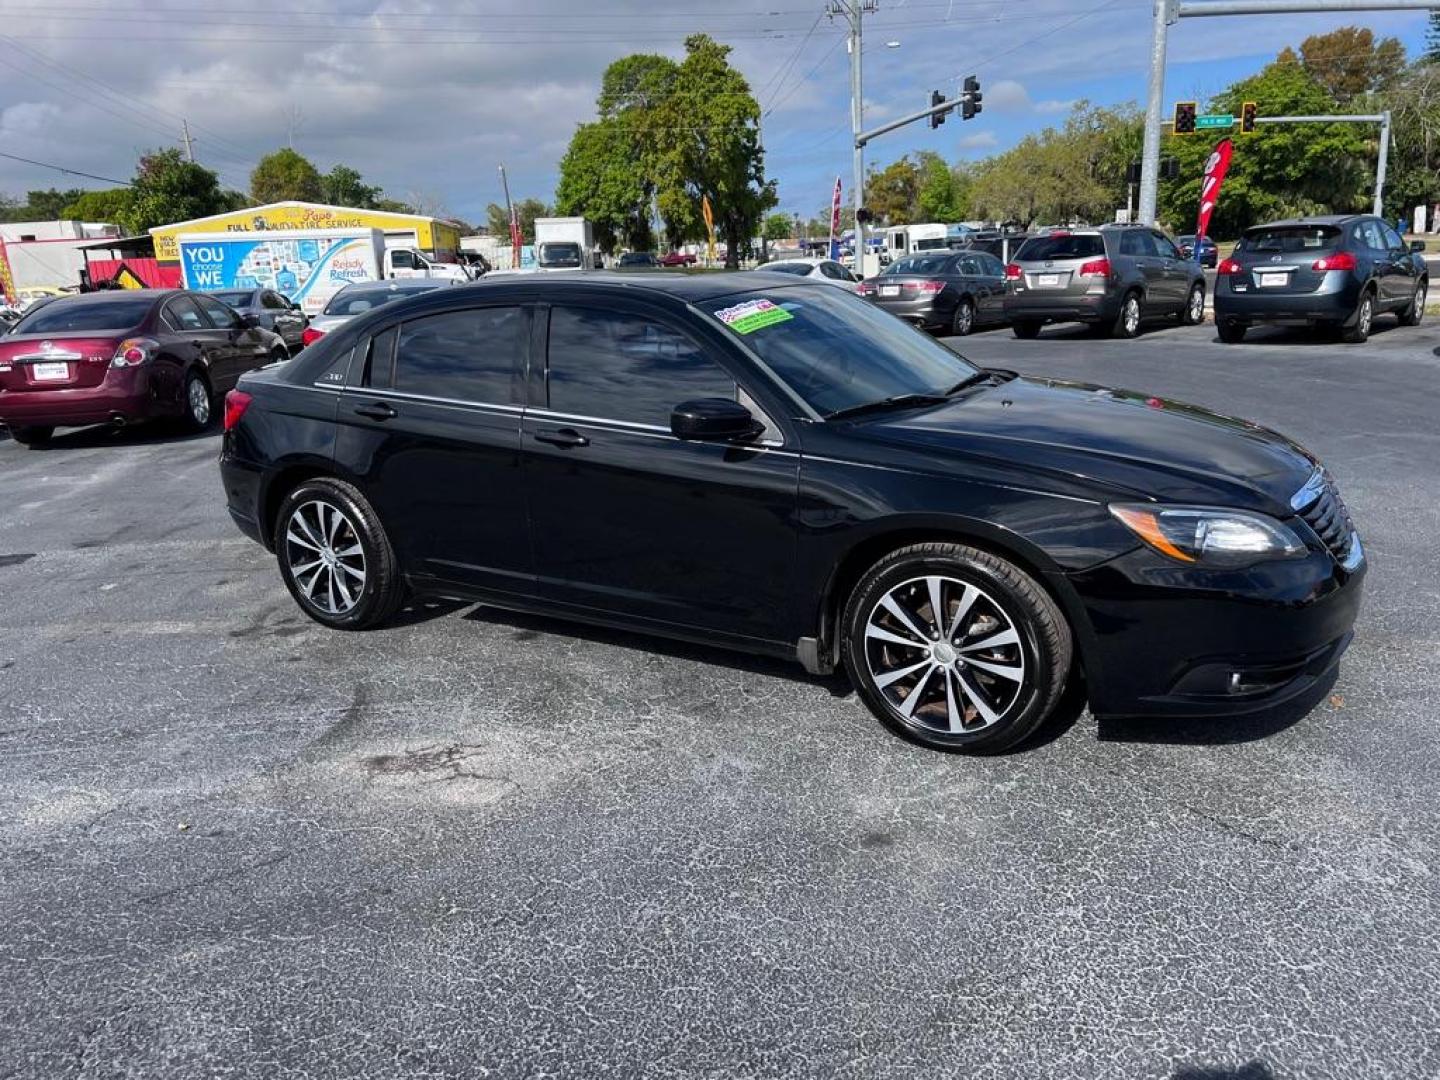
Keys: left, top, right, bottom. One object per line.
{"left": 1161, "top": 157, "right": 1179, "bottom": 181}
{"left": 1173, "top": 101, "right": 1196, "bottom": 135}
{"left": 929, "top": 90, "right": 948, "bottom": 129}
{"left": 961, "top": 75, "right": 983, "bottom": 120}
{"left": 856, "top": 207, "right": 873, "bottom": 225}
{"left": 1240, "top": 101, "right": 1257, "bottom": 134}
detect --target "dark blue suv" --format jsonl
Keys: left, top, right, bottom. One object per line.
{"left": 1213, "top": 214, "right": 1427, "bottom": 343}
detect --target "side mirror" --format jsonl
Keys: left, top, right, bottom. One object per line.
{"left": 1410, "top": 240, "right": 1427, "bottom": 253}
{"left": 671, "top": 398, "right": 762, "bottom": 442}
{"left": 238, "top": 313, "right": 261, "bottom": 329}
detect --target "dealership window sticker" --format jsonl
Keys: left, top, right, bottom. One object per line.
{"left": 714, "top": 298, "right": 794, "bottom": 335}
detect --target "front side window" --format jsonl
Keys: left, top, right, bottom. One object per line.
{"left": 547, "top": 307, "right": 735, "bottom": 427}
{"left": 701, "top": 287, "right": 978, "bottom": 418}
{"left": 164, "top": 296, "right": 210, "bottom": 332}
{"left": 1152, "top": 233, "right": 1181, "bottom": 259}
{"left": 1382, "top": 224, "right": 1406, "bottom": 251}
{"left": 390, "top": 250, "right": 415, "bottom": 270}
{"left": 393, "top": 307, "right": 525, "bottom": 403}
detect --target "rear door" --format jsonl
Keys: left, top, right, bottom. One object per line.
{"left": 522, "top": 300, "right": 798, "bottom": 644}
{"left": 336, "top": 302, "right": 534, "bottom": 593}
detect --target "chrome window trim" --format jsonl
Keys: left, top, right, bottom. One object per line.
{"left": 339, "top": 386, "right": 523, "bottom": 413}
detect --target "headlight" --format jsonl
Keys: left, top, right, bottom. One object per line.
{"left": 1109, "top": 504, "right": 1306, "bottom": 567}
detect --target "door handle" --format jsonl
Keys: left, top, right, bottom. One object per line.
{"left": 353, "top": 402, "right": 398, "bottom": 421}
{"left": 533, "top": 426, "right": 589, "bottom": 448}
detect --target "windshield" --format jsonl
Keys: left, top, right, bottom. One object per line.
{"left": 1239, "top": 225, "right": 1340, "bottom": 253}
{"left": 538, "top": 242, "right": 583, "bottom": 268}
{"left": 701, "top": 287, "right": 978, "bottom": 417}
{"left": 14, "top": 296, "right": 152, "bottom": 334}
{"left": 323, "top": 285, "right": 440, "bottom": 316}
{"left": 1015, "top": 234, "right": 1105, "bottom": 261}
{"left": 886, "top": 255, "right": 955, "bottom": 276}
{"left": 211, "top": 291, "right": 253, "bottom": 307}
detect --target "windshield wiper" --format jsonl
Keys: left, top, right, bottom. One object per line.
{"left": 825, "top": 393, "right": 948, "bottom": 421}
{"left": 943, "top": 370, "right": 998, "bottom": 396}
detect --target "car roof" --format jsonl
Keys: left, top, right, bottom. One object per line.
{"left": 32, "top": 289, "right": 175, "bottom": 307}
{"left": 461, "top": 270, "right": 823, "bottom": 303}
{"left": 1246, "top": 215, "right": 1359, "bottom": 230}
{"left": 337, "top": 279, "right": 446, "bottom": 294}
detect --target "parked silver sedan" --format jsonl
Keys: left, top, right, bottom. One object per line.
{"left": 210, "top": 288, "right": 309, "bottom": 352}
{"left": 301, "top": 279, "right": 454, "bottom": 346}
{"left": 755, "top": 256, "right": 861, "bottom": 292}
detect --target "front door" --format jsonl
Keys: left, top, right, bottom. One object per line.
{"left": 335, "top": 303, "right": 534, "bottom": 594}
{"left": 522, "top": 301, "right": 799, "bottom": 645}
{"left": 1150, "top": 231, "right": 1192, "bottom": 312}
{"left": 193, "top": 293, "right": 270, "bottom": 389}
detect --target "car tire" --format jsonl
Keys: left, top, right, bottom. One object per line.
{"left": 8, "top": 425, "right": 54, "bottom": 447}
{"left": 1342, "top": 290, "right": 1375, "bottom": 343}
{"left": 1216, "top": 321, "right": 1247, "bottom": 344}
{"left": 1011, "top": 320, "right": 1042, "bottom": 340}
{"left": 1182, "top": 283, "right": 1206, "bottom": 326}
{"left": 270, "top": 347, "right": 289, "bottom": 365}
{"left": 181, "top": 370, "right": 213, "bottom": 432}
{"left": 841, "top": 542, "right": 1072, "bottom": 755}
{"left": 1111, "top": 291, "right": 1143, "bottom": 338}
{"left": 275, "top": 478, "right": 404, "bottom": 631}
{"left": 951, "top": 298, "right": 976, "bottom": 337}
{"left": 1400, "top": 280, "right": 1427, "bottom": 326}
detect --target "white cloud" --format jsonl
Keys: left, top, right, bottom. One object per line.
{"left": 956, "top": 131, "right": 999, "bottom": 151}
{"left": 984, "top": 80, "right": 1031, "bottom": 113}
{"left": 1035, "top": 98, "right": 1076, "bottom": 115}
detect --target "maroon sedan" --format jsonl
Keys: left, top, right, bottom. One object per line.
{"left": 0, "top": 290, "right": 286, "bottom": 447}
{"left": 657, "top": 251, "right": 697, "bottom": 267}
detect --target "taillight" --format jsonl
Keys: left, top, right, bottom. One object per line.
{"left": 111, "top": 337, "right": 158, "bottom": 368}
{"left": 1077, "top": 258, "right": 1111, "bottom": 278}
{"left": 1313, "top": 251, "right": 1357, "bottom": 272}
{"left": 301, "top": 326, "right": 325, "bottom": 347}
{"left": 856, "top": 281, "right": 877, "bottom": 296}
{"left": 1217, "top": 258, "right": 1243, "bottom": 275}
{"left": 918, "top": 280, "right": 945, "bottom": 294}
{"left": 1004, "top": 263, "right": 1023, "bottom": 280}
{"left": 223, "top": 390, "right": 253, "bottom": 432}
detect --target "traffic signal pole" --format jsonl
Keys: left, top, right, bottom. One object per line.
{"left": 1138, "top": 0, "right": 1438, "bottom": 226}
{"left": 1252, "top": 112, "right": 1392, "bottom": 215}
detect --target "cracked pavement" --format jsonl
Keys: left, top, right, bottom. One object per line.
{"left": 1, "top": 318, "right": 1438, "bottom": 1078}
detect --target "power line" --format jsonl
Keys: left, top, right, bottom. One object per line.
{"left": 0, "top": 150, "right": 135, "bottom": 187}
{"left": 766, "top": 34, "right": 847, "bottom": 114}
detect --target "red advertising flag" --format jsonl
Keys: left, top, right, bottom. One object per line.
{"left": 1194, "top": 137, "right": 1233, "bottom": 245}
{"left": 828, "top": 175, "right": 842, "bottom": 260}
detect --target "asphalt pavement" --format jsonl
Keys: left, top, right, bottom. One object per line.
{"left": 2, "top": 313, "right": 1438, "bottom": 1078}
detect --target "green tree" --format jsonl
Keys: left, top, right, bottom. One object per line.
{"left": 762, "top": 212, "right": 794, "bottom": 241}
{"left": 555, "top": 118, "right": 654, "bottom": 252}
{"left": 915, "top": 151, "right": 970, "bottom": 221}
{"left": 1374, "top": 60, "right": 1440, "bottom": 218}
{"left": 484, "top": 197, "right": 549, "bottom": 244}
{"left": 60, "top": 188, "right": 135, "bottom": 223}
{"left": 320, "top": 164, "right": 382, "bottom": 208}
{"left": 1297, "top": 27, "right": 1405, "bottom": 101}
{"left": 249, "top": 148, "right": 323, "bottom": 204}
{"left": 117, "top": 148, "right": 230, "bottom": 234}
{"left": 866, "top": 156, "right": 921, "bottom": 224}
{"left": 0, "top": 188, "right": 88, "bottom": 221}
{"left": 1427, "top": 12, "right": 1440, "bottom": 63}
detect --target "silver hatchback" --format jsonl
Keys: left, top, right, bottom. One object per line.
{"left": 1003, "top": 226, "right": 1207, "bottom": 339}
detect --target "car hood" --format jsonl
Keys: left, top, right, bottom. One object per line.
{"left": 854, "top": 375, "right": 1317, "bottom": 513}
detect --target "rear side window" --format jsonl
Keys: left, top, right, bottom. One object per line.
{"left": 1014, "top": 234, "right": 1105, "bottom": 261}
{"left": 164, "top": 296, "right": 210, "bottom": 332}
{"left": 392, "top": 307, "right": 525, "bottom": 404}
{"left": 1240, "top": 225, "right": 1340, "bottom": 253}
{"left": 547, "top": 306, "right": 734, "bottom": 427}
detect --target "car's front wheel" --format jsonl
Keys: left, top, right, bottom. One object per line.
{"left": 1011, "top": 320, "right": 1041, "bottom": 340}
{"left": 275, "top": 478, "right": 404, "bottom": 630}
{"left": 841, "top": 542, "right": 1072, "bottom": 754}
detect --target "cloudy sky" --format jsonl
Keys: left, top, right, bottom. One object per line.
{"left": 0, "top": 0, "right": 1429, "bottom": 225}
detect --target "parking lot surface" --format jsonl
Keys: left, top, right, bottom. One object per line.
{"left": 2, "top": 317, "right": 1438, "bottom": 1078}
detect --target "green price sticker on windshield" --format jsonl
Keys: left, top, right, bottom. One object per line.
{"left": 714, "top": 298, "right": 794, "bottom": 335}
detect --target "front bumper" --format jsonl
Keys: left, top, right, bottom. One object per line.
{"left": 1066, "top": 541, "right": 1366, "bottom": 718}
{"left": 0, "top": 366, "right": 165, "bottom": 427}
{"left": 1214, "top": 275, "right": 1362, "bottom": 325}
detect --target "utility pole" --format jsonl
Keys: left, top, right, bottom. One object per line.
{"left": 829, "top": 0, "right": 876, "bottom": 275}
{"left": 181, "top": 119, "right": 195, "bottom": 163}
{"left": 1138, "top": 0, "right": 1439, "bottom": 225}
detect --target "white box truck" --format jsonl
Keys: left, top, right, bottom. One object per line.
{"left": 534, "top": 217, "right": 597, "bottom": 270}
{"left": 178, "top": 227, "right": 469, "bottom": 315}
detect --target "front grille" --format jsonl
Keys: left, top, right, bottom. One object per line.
{"left": 1293, "top": 470, "right": 1355, "bottom": 561}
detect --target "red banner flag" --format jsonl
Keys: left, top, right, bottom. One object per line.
{"left": 1194, "top": 138, "right": 1233, "bottom": 246}
{"left": 828, "top": 176, "right": 842, "bottom": 260}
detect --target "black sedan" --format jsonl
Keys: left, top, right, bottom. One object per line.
{"left": 208, "top": 288, "right": 309, "bottom": 353}
{"left": 220, "top": 273, "right": 1364, "bottom": 754}
{"left": 1214, "top": 214, "right": 1427, "bottom": 343}
{"left": 857, "top": 251, "right": 1007, "bottom": 335}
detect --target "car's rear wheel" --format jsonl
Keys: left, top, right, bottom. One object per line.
{"left": 1111, "top": 291, "right": 1142, "bottom": 338}
{"left": 8, "top": 425, "right": 53, "bottom": 447}
{"left": 1182, "top": 283, "right": 1206, "bottom": 326}
{"left": 1342, "top": 290, "right": 1375, "bottom": 343}
{"left": 1217, "top": 320, "right": 1246, "bottom": 344}
{"left": 842, "top": 542, "right": 1072, "bottom": 754}
{"left": 1011, "top": 320, "right": 1041, "bottom": 340}
{"left": 275, "top": 478, "right": 403, "bottom": 630}
{"left": 270, "top": 347, "right": 289, "bottom": 364}
{"left": 1400, "top": 280, "right": 1427, "bottom": 326}
{"left": 182, "top": 370, "right": 213, "bottom": 431}
{"left": 951, "top": 297, "right": 976, "bottom": 336}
